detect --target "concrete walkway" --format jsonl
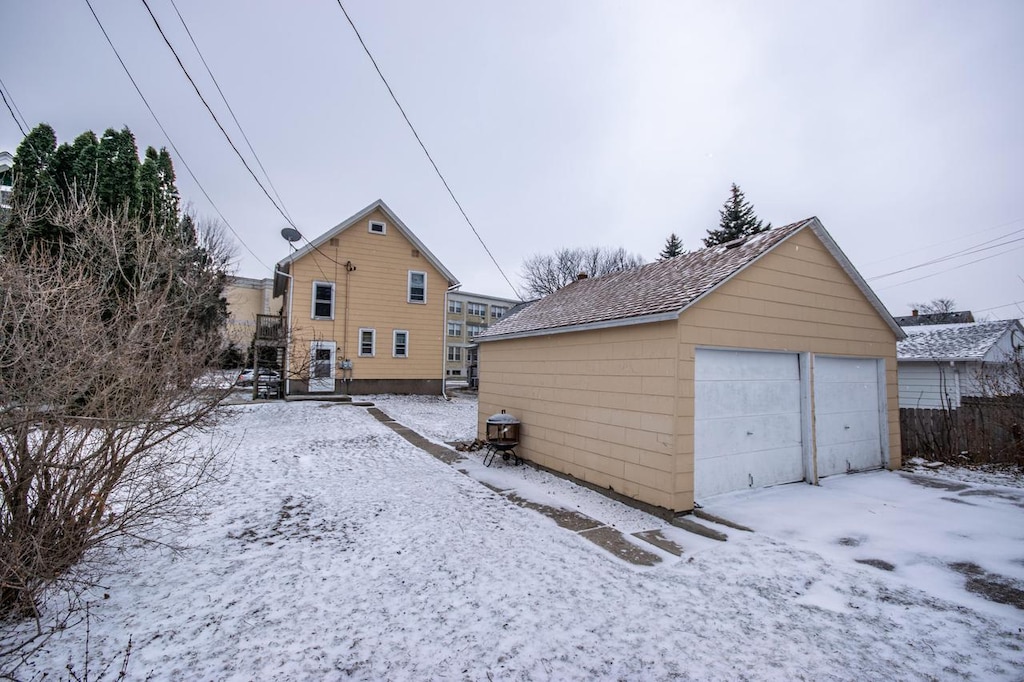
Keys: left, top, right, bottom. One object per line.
{"left": 363, "top": 405, "right": 737, "bottom": 566}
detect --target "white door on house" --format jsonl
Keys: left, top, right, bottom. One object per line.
{"left": 694, "top": 349, "right": 805, "bottom": 499}
{"left": 309, "top": 341, "right": 336, "bottom": 393}
{"left": 813, "top": 356, "right": 884, "bottom": 477}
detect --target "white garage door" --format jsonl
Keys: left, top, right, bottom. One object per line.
{"left": 695, "top": 349, "right": 805, "bottom": 499}
{"left": 813, "top": 356, "right": 883, "bottom": 477}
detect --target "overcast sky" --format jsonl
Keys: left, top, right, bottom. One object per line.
{"left": 3, "top": 0, "right": 1022, "bottom": 317}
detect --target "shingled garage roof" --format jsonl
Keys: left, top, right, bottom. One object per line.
{"left": 897, "top": 320, "right": 1021, "bottom": 362}
{"left": 477, "top": 217, "right": 904, "bottom": 342}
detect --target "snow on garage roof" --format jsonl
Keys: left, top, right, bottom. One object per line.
{"left": 476, "top": 217, "right": 903, "bottom": 342}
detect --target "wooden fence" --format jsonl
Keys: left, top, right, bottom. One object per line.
{"left": 900, "top": 396, "right": 1024, "bottom": 464}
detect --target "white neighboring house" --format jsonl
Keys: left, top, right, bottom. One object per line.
{"left": 897, "top": 319, "right": 1024, "bottom": 409}
{"left": 0, "top": 150, "right": 13, "bottom": 209}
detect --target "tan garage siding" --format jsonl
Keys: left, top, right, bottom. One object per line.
{"left": 287, "top": 207, "right": 447, "bottom": 383}
{"left": 671, "top": 228, "right": 900, "bottom": 510}
{"left": 478, "top": 321, "right": 680, "bottom": 509}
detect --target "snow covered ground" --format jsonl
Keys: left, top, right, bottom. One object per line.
{"left": 13, "top": 396, "right": 1024, "bottom": 681}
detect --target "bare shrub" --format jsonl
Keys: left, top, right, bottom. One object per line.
{"left": 0, "top": 194, "right": 232, "bottom": 663}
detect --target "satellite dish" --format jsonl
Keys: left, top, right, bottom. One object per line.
{"left": 280, "top": 227, "right": 302, "bottom": 242}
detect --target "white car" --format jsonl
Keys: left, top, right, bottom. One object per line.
{"left": 236, "top": 368, "right": 281, "bottom": 388}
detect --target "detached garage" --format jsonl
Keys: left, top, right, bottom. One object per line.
{"left": 476, "top": 217, "right": 905, "bottom": 514}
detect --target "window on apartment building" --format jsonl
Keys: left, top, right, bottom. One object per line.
{"left": 447, "top": 321, "right": 462, "bottom": 337}
{"left": 467, "top": 302, "right": 486, "bottom": 317}
{"left": 368, "top": 220, "right": 386, "bottom": 235}
{"left": 408, "top": 271, "right": 426, "bottom": 303}
{"left": 312, "top": 282, "right": 335, "bottom": 319}
{"left": 359, "top": 328, "right": 376, "bottom": 357}
{"left": 448, "top": 299, "right": 462, "bottom": 314}
{"left": 467, "top": 324, "right": 487, "bottom": 337}
{"left": 491, "top": 305, "right": 508, "bottom": 319}
{"left": 393, "top": 330, "right": 409, "bottom": 358}
{"left": 447, "top": 345, "right": 462, "bottom": 362}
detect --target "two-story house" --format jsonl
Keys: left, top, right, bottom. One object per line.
{"left": 272, "top": 199, "right": 459, "bottom": 395}
{"left": 0, "top": 151, "right": 13, "bottom": 211}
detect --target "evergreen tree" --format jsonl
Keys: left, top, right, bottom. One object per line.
{"left": 10, "top": 124, "right": 58, "bottom": 222}
{"left": 659, "top": 233, "right": 684, "bottom": 260}
{"left": 140, "top": 145, "right": 179, "bottom": 234}
{"left": 703, "top": 183, "right": 771, "bottom": 247}
{"left": 95, "top": 127, "right": 141, "bottom": 215}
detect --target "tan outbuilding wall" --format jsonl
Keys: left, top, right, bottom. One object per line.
{"left": 478, "top": 227, "right": 901, "bottom": 513}
{"left": 283, "top": 207, "right": 450, "bottom": 393}
{"left": 478, "top": 321, "right": 680, "bottom": 509}
{"left": 225, "top": 276, "right": 274, "bottom": 348}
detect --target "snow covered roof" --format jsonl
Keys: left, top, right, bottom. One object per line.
{"left": 897, "top": 319, "right": 1023, "bottom": 362}
{"left": 477, "top": 217, "right": 904, "bottom": 342}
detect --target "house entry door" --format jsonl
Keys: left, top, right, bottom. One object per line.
{"left": 309, "top": 341, "right": 336, "bottom": 393}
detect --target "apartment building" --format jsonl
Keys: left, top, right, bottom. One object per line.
{"left": 445, "top": 290, "right": 520, "bottom": 380}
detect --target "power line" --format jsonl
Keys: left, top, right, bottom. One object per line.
{"left": 166, "top": 0, "right": 295, "bottom": 225}
{"left": 83, "top": 0, "right": 271, "bottom": 271}
{"left": 863, "top": 216, "right": 1024, "bottom": 268}
{"left": 0, "top": 74, "right": 29, "bottom": 135}
{"left": 139, "top": 0, "right": 298, "bottom": 233}
{"left": 868, "top": 226, "right": 1024, "bottom": 281}
{"left": 875, "top": 241, "right": 1024, "bottom": 291}
{"left": 974, "top": 300, "right": 1024, "bottom": 315}
{"left": 332, "top": 0, "right": 521, "bottom": 299}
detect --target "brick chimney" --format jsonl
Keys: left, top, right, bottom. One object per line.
{"left": 577, "top": 273, "right": 588, "bottom": 280}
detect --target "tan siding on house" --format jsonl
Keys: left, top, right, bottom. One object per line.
{"left": 285, "top": 208, "right": 449, "bottom": 383}
{"left": 671, "top": 228, "right": 900, "bottom": 511}
{"left": 478, "top": 321, "right": 679, "bottom": 509}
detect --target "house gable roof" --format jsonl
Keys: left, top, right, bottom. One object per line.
{"left": 894, "top": 310, "right": 975, "bottom": 326}
{"left": 897, "top": 319, "right": 1023, "bottom": 362}
{"left": 477, "top": 217, "right": 905, "bottom": 342}
{"left": 273, "top": 199, "right": 458, "bottom": 296}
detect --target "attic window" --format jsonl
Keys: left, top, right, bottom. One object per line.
{"left": 369, "top": 220, "right": 386, "bottom": 235}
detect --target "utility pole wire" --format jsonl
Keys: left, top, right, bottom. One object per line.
{"left": 83, "top": 0, "right": 271, "bottom": 270}
{"left": 139, "top": 0, "right": 298, "bottom": 232}
{"left": 166, "top": 0, "right": 295, "bottom": 225}
{"left": 333, "top": 0, "right": 522, "bottom": 299}
{"left": 0, "top": 76, "right": 28, "bottom": 136}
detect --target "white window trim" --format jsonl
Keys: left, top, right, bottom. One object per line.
{"left": 311, "top": 281, "right": 335, "bottom": 320}
{"left": 447, "top": 345, "right": 463, "bottom": 362}
{"left": 393, "top": 330, "right": 409, "bottom": 358}
{"left": 448, "top": 321, "right": 462, "bottom": 337}
{"left": 467, "top": 302, "right": 486, "bottom": 317}
{"left": 368, "top": 219, "right": 387, "bottom": 235}
{"left": 358, "top": 328, "right": 376, "bottom": 357}
{"left": 448, "top": 300, "right": 462, "bottom": 314}
{"left": 408, "top": 270, "right": 427, "bottom": 304}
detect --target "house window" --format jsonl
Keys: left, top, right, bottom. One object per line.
{"left": 359, "top": 328, "right": 375, "bottom": 357}
{"left": 393, "top": 330, "right": 409, "bottom": 358}
{"left": 447, "top": 345, "right": 462, "bottom": 362}
{"left": 467, "top": 302, "right": 486, "bottom": 317}
{"left": 312, "top": 282, "right": 334, "bottom": 319}
{"left": 491, "top": 305, "right": 508, "bottom": 319}
{"left": 408, "top": 271, "right": 426, "bottom": 303}
{"left": 467, "top": 324, "right": 487, "bottom": 337}
{"left": 448, "top": 299, "right": 462, "bottom": 314}
{"left": 447, "top": 321, "right": 462, "bottom": 337}
{"left": 369, "top": 220, "right": 386, "bottom": 235}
